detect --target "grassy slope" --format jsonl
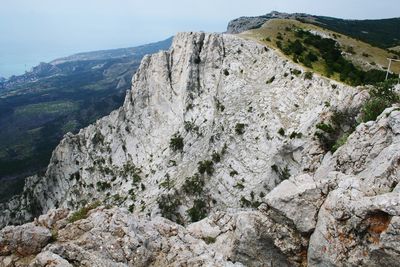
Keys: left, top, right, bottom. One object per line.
{"left": 239, "top": 19, "right": 400, "bottom": 78}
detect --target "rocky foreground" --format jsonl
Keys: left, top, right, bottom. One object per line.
{"left": 1, "top": 32, "right": 399, "bottom": 266}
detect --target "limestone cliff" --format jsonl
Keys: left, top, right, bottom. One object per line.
{"left": 1, "top": 32, "right": 399, "bottom": 266}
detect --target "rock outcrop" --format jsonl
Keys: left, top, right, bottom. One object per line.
{"left": 0, "top": 32, "right": 362, "bottom": 228}
{"left": 1, "top": 31, "right": 399, "bottom": 266}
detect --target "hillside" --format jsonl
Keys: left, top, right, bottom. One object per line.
{"left": 1, "top": 32, "right": 399, "bottom": 266}
{"left": 0, "top": 37, "right": 172, "bottom": 203}
{"left": 239, "top": 18, "right": 399, "bottom": 85}
{"left": 227, "top": 11, "right": 400, "bottom": 49}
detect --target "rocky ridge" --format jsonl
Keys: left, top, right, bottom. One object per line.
{"left": 1, "top": 32, "right": 399, "bottom": 266}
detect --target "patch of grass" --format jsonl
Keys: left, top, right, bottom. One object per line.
{"left": 68, "top": 201, "right": 101, "bottom": 223}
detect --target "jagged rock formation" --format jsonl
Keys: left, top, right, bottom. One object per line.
{"left": 0, "top": 32, "right": 362, "bottom": 227}
{"left": 1, "top": 31, "right": 399, "bottom": 266}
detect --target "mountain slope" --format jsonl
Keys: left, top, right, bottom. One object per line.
{"left": 0, "top": 38, "right": 172, "bottom": 203}
{"left": 227, "top": 11, "right": 400, "bottom": 49}
{"left": 239, "top": 18, "right": 399, "bottom": 84}
{"left": 0, "top": 31, "right": 363, "bottom": 227}
{"left": 1, "top": 32, "right": 400, "bottom": 266}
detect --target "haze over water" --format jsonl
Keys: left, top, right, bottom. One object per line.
{"left": 1, "top": 0, "right": 398, "bottom": 78}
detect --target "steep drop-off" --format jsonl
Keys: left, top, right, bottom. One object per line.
{"left": 1, "top": 32, "right": 399, "bottom": 266}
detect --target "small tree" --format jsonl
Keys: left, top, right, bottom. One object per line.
{"left": 170, "top": 134, "right": 184, "bottom": 151}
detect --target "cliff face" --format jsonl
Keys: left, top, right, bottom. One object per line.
{"left": 0, "top": 32, "right": 361, "bottom": 226}
{"left": 1, "top": 32, "right": 399, "bottom": 266}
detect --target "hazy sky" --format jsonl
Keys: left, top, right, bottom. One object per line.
{"left": 0, "top": 0, "right": 399, "bottom": 77}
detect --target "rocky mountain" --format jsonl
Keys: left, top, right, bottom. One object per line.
{"left": 0, "top": 31, "right": 399, "bottom": 266}
{"left": 0, "top": 37, "right": 172, "bottom": 203}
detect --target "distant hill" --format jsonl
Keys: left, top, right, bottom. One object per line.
{"left": 227, "top": 11, "right": 400, "bottom": 49}
{"left": 0, "top": 37, "right": 172, "bottom": 203}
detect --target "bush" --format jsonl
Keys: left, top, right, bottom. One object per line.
{"left": 96, "top": 181, "right": 111, "bottom": 191}
{"left": 266, "top": 76, "right": 275, "bottom": 84}
{"left": 278, "top": 128, "right": 285, "bottom": 136}
{"left": 187, "top": 199, "right": 208, "bottom": 222}
{"left": 198, "top": 160, "right": 214, "bottom": 175}
{"left": 68, "top": 201, "right": 101, "bottom": 223}
{"left": 157, "top": 193, "right": 182, "bottom": 223}
{"left": 235, "top": 123, "right": 246, "bottom": 135}
{"left": 361, "top": 80, "right": 399, "bottom": 122}
{"left": 361, "top": 98, "right": 389, "bottom": 122}
{"left": 315, "top": 110, "right": 357, "bottom": 152}
{"left": 212, "top": 152, "right": 221, "bottom": 163}
{"left": 170, "top": 135, "right": 184, "bottom": 151}
{"left": 304, "top": 71, "right": 313, "bottom": 80}
{"left": 271, "top": 164, "right": 290, "bottom": 180}
{"left": 182, "top": 174, "right": 204, "bottom": 195}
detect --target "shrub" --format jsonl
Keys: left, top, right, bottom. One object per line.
{"left": 278, "top": 128, "right": 285, "bottom": 136}
{"left": 289, "top": 131, "right": 302, "bottom": 139}
{"left": 360, "top": 80, "right": 399, "bottom": 122}
{"left": 361, "top": 98, "right": 389, "bottom": 122}
{"left": 92, "top": 132, "right": 104, "bottom": 146}
{"left": 182, "top": 174, "right": 204, "bottom": 195}
{"left": 315, "top": 110, "right": 357, "bottom": 152}
{"left": 68, "top": 201, "right": 101, "bottom": 223}
{"left": 170, "top": 135, "right": 184, "bottom": 151}
{"left": 187, "top": 199, "right": 208, "bottom": 222}
{"left": 216, "top": 99, "right": 225, "bottom": 112}
{"left": 271, "top": 164, "right": 291, "bottom": 180}
{"left": 202, "top": 236, "right": 216, "bottom": 244}
{"left": 234, "top": 182, "right": 245, "bottom": 190}
{"left": 157, "top": 193, "right": 182, "bottom": 223}
{"left": 266, "top": 76, "right": 275, "bottom": 84}
{"left": 96, "top": 181, "right": 111, "bottom": 191}
{"left": 230, "top": 170, "right": 238, "bottom": 177}
{"left": 212, "top": 152, "right": 221, "bottom": 163}
{"left": 235, "top": 123, "right": 246, "bottom": 135}
{"left": 304, "top": 71, "right": 313, "bottom": 80}
{"left": 198, "top": 160, "right": 214, "bottom": 176}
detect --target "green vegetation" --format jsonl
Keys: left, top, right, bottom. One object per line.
{"left": 68, "top": 201, "right": 101, "bottom": 223}
{"left": 280, "top": 29, "right": 395, "bottom": 86}
{"left": 202, "top": 236, "right": 216, "bottom": 244}
{"left": 187, "top": 199, "right": 208, "bottom": 222}
{"left": 235, "top": 123, "right": 246, "bottom": 135}
{"left": 361, "top": 80, "right": 399, "bottom": 122}
{"left": 315, "top": 110, "right": 357, "bottom": 152}
{"left": 211, "top": 152, "right": 221, "bottom": 163}
{"left": 169, "top": 134, "right": 184, "bottom": 151}
{"left": 310, "top": 16, "right": 400, "bottom": 49}
{"left": 198, "top": 160, "right": 214, "bottom": 176}
{"left": 157, "top": 193, "right": 182, "bottom": 224}
{"left": 0, "top": 38, "right": 173, "bottom": 203}
{"left": 182, "top": 174, "right": 204, "bottom": 196}
{"left": 271, "top": 164, "right": 291, "bottom": 180}
{"left": 96, "top": 181, "right": 111, "bottom": 191}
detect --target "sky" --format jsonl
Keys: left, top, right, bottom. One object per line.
{"left": 0, "top": 0, "right": 399, "bottom": 77}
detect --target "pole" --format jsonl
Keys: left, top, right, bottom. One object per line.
{"left": 386, "top": 59, "right": 392, "bottom": 80}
